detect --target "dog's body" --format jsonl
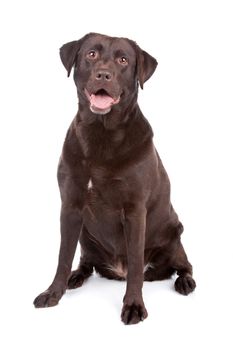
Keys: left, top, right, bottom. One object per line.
{"left": 34, "top": 33, "right": 196, "bottom": 324}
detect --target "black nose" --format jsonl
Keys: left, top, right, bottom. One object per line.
{"left": 95, "top": 70, "right": 112, "bottom": 81}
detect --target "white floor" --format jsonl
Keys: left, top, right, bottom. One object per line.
{"left": 2, "top": 252, "right": 231, "bottom": 349}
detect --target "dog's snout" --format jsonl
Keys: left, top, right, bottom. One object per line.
{"left": 95, "top": 70, "right": 112, "bottom": 81}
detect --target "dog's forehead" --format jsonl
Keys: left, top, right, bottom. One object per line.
{"left": 81, "top": 34, "right": 135, "bottom": 56}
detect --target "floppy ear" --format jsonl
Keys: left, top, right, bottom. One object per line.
{"left": 136, "top": 47, "right": 158, "bottom": 89}
{"left": 60, "top": 34, "right": 92, "bottom": 77}
{"left": 60, "top": 40, "right": 80, "bottom": 77}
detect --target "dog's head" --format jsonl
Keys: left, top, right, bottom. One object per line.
{"left": 60, "top": 33, "right": 157, "bottom": 115}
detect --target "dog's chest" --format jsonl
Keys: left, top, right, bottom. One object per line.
{"left": 85, "top": 166, "right": 129, "bottom": 208}
{"left": 78, "top": 122, "right": 126, "bottom": 161}
{"left": 82, "top": 167, "right": 128, "bottom": 235}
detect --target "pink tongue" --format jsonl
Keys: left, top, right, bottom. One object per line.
{"left": 90, "top": 93, "right": 114, "bottom": 110}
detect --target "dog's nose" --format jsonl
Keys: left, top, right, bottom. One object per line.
{"left": 95, "top": 70, "right": 112, "bottom": 81}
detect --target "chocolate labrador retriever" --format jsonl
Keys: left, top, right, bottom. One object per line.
{"left": 34, "top": 33, "right": 196, "bottom": 324}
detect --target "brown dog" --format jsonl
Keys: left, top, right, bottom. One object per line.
{"left": 34, "top": 33, "right": 196, "bottom": 324}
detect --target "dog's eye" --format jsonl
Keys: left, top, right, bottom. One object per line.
{"left": 87, "top": 50, "right": 98, "bottom": 59}
{"left": 118, "top": 56, "right": 128, "bottom": 65}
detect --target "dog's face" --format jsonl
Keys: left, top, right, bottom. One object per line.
{"left": 60, "top": 33, "right": 158, "bottom": 115}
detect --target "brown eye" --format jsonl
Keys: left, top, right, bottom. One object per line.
{"left": 118, "top": 56, "right": 128, "bottom": 65}
{"left": 87, "top": 50, "right": 98, "bottom": 59}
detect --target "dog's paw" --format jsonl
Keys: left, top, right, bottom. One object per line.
{"left": 67, "top": 271, "right": 85, "bottom": 289}
{"left": 121, "top": 299, "right": 148, "bottom": 325}
{"left": 175, "top": 275, "right": 196, "bottom": 295}
{"left": 33, "top": 289, "right": 63, "bottom": 308}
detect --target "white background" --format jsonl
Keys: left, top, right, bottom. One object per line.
{"left": 0, "top": 0, "right": 232, "bottom": 349}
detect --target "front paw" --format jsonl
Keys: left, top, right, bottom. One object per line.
{"left": 121, "top": 298, "right": 148, "bottom": 325}
{"left": 33, "top": 288, "right": 64, "bottom": 308}
{"left": 175, "top": 275, "right": 196, "bottom": 295}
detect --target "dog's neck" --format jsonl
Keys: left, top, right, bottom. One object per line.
{"left": 74, "top": 98, "right": 153, "bottom": 165}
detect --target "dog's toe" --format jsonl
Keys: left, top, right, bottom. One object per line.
{"left": 121, "top": 302, "right": 148, "bottom": 325}
{"left": 33, "top": 289, "right": 63, "bottom": 308}
{"left": 175, "top": 275, "right": 196, "bottom": 295}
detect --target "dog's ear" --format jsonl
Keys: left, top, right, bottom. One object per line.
{"left": 60, "top": 40, "right": 80, "bottom": 77}
{"left": 60, "top": 34, "right": 91, "bottom": 77}
{"left": 135, "top": 45, "right": 158, "bottom": 89}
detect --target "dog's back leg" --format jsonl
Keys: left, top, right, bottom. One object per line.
{"left": 68, "top": 255, "right": 93, "bottom": 289}
{"left": 172, "top": 242, "right": 196, "bottom": 295}
{"left": 144, "top": 264, "right": 175, "bottom": 281}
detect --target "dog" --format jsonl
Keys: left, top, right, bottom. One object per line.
{"left": 34, "top": 33, "right": 196, "bottom": 324}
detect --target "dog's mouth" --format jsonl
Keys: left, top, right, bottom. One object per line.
{"left": 85, "top": 88, "right": 120, "bottom": 115}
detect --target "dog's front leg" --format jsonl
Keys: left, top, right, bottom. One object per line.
{"left": 34, "top": 205, "right": 82, "bottom": 308}
{"left": 121, "top": 206, "right": 148, "bottom": 325}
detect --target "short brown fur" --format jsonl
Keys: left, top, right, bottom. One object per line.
{"left": 34, "top": 33, "right": 196, "bottom": 324}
